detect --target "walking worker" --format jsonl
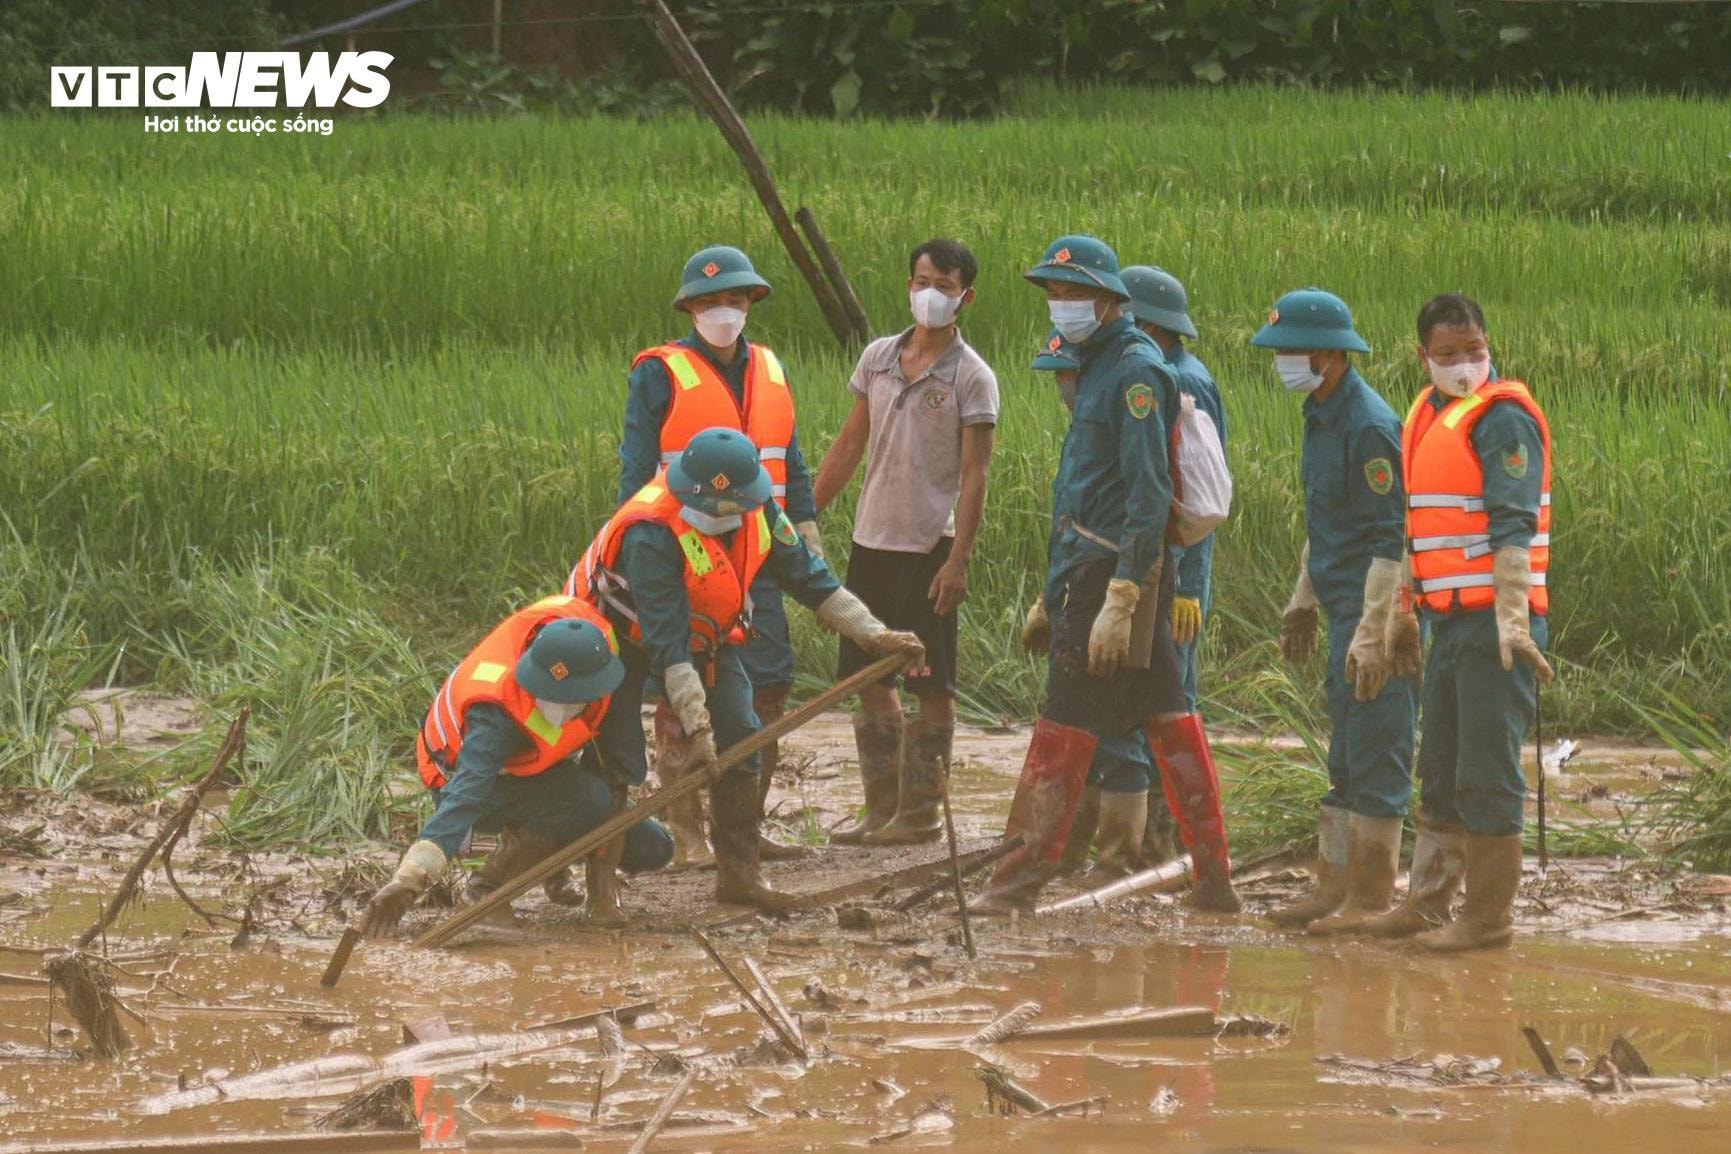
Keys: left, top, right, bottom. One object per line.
{"left": 567, "top": 428, "right": 925, "bottom": 913}
{"left": 619, "top": 245, "right": 822, "bottom": 866}
{"left": 1252, "top": 288, "right": 1421, "bottom": 935}
{"left": 976, "top": 235, "right": 1241, "bottom": 914}
{"left": 812, "top": 239, "right": 998, "bottom": 846}
{"left": 1030, "top": 327, "right": 1163, "bottom": 880}
{"left": 359, "top": 596, "right": 673, "bottom": 938}
{"left": 1363, "top": 293, "right": 1554, "bottom": 951}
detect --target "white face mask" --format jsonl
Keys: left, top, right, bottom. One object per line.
{"left": 1048, "top": 299, "right": 1102, "bottom": 344}
{"left": 1276, "top": 353, "right": 1325, "bottom": 394}
{"left": 692, "top": 305, "right": 747, "bottom": 349}
{"left": 678, "top": 506, "right": 743, "bottom": 535}
{"left": 1427, "top": 354, "right": 1490, "bottom": 399}
{"left": 909, "top": 286, "right": 963, "bottom": 330}
{"left": 534, "top": 698, "right": 582, "bottom": 727}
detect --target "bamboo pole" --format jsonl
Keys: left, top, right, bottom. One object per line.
{"left": 795, "top": 206, "right": 871, "bottom": 342}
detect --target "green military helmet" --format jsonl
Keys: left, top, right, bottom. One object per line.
{"left": 1122, "top": 265, "right": 1198, "bottom": 340}
{"left": 665, "top": 426, "right": 773, "bottom": 517}
{"left": 1025, "top": 234, "right": 1130, "bottom": 300}
{"left": 516, "top": 617, "right": 624, "bottom": 705}
{"left": 674, "top": 245, "right": 773, "bottom": 311}
{"left": 1030, "top": 327, "right": 1081, "bottom": 372}
{"left": 1250, "top": 287, "right": 1371, "bottom": 354}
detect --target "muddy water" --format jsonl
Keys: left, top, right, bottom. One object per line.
{"left": 4, "top": 886, "right": 1731, "bottom": 1153}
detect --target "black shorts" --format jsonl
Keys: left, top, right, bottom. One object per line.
{"left": 835, "top": 539, "right": 959, "bottom": 697}
{"left": 1045, "top": 555, "right": 1187, "bottom": 736}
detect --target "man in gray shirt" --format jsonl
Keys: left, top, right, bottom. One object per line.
{"left": 814, "top": 239, "right": 1000, "bottom": 845}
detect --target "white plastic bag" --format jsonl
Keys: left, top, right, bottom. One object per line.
{"left": 1169, "top": 393, "right": 1232, "bottom": 546}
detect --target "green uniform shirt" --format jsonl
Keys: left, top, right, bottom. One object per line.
{"left": 1303, "top": 367, "right": 1407, "bottom": 620}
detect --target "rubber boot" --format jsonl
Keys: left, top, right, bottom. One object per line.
{"left": 753, "top": 686, "right": 808, "bottom": 861}
{"left": 832, "top": 712, "right": 903, "bottom": 845}
{"left": 542, "top": 865, "right": 585, "bottom": 907}
{"left": 865, "top": 713, "right": 950, "bottom": 845}
{"left": 972, "top": 719, "right": 1099, "bottom": 915}
{"left": 461, "top": 827, "right": 562, "bottom": 910}
{"left": 1417, "top": 834, "right": 1523, "bottom": 952}
{"left": 1306, "top": 814, "right": 1403, "bottom": 936}
{"left": 1361, "top": 819, "right": 1467, "bottom": 939}
{"left": 1092, "top": 790, "right": 1148, "bottom": 880}
{"left": 583, "top": 832, "right": 626, "bottom": 926}
{"left": 1147, "top": 715, "right": 1242, "bottom": 913}
{"left": 1056, "top": 787, "right": 1101, "bottom": 877}
{"left": 654, "top": 702, "right": 713, "bottom": 869}
{"left": 712, "top": 768, "right": 799, "bottom": 915}
{"left": 1269, "top": 804, "right": 1349, "bottom": 928}
{"left": 1141, "top": 785, "right": 1178, "bottom": 866}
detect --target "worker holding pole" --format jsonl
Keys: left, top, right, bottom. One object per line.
{"left": 568, "top": 428, "right": 925, "bottom": 913}
{"left": 358, "top": 597, "right": 673, "bottom": 938}
{"left": 976, "top": 235, "right": 1242, "bottom": 914}
{"left": 619, "top": 245, "right": 824, "bottom": 867}
{"left": 812, "top": 239, "right": 998, "bottom": 847}
{"left": 1364, "top": 293, "right": 1554, "bottom": 951}
{"left": 1253, "top": 289, "right": 1421, "bottom": 935}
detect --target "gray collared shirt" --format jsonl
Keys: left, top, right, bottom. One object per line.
{"left": 848, "top": 326, "right": 999, "bottom": 553}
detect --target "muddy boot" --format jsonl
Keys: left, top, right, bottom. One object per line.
{"left": 1361, "top": 819, "right": 1467, "bottom": 938}
{"left": 541, "top": 866, "right": 584, "bottom": 906}
{"left": 712, "top": 769, "right": 799, "bottom": 915}
{"left": 1091, "top": 790, "right": 1148, "bottom": 880}
{"left": 831, "top": 712, "right": 902, "bottom": 845}
{"left": 654, "top": 703, "right": 713, "bottom": 870}
{"left": 753, "top": 686, "right": 808, "bottom": 861}
{"left": 583, "top": 834, "right": 626, "bottom": 926}
{"left": 1307, "top": 814, "right": 1403, "bottom": 936}
{"left": 461, "top": 827, "right": 561, "bottom": 911}
{"left": 1141, "top": 785, "right": 1178, "bottom": 866}
{"left": 1417, "top": 834, "right": 1523, "bottom": 952}
{"left": 972, "top": 719, "right": 1098, "bottom": 916}
{"left": 1056, "top": 787, "right": 1101, "bottom": 877}
{"left": 864, "top": 714, "right": 950, "bottom": 845}
{"left": 1148, "top": 715, "right": 1242, "bottom": 913}
{"left": 1267, "top": 804, "right": 1349, "bottom": 928}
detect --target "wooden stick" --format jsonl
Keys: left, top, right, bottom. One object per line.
{"left": 740, "top": 955, "right": 804, "bottom": 1051}
{"left": 319, "top": 927, "right": 360, "bottom": 989}
{"left": 692, "top": 931, "right": 807, "bottom": 1061}
{"left": 413, "top": 654, "right": 909, "bottom": 949}
{"left": 937, "top": 760, "right": 975, "bottom": 959}
{"left": 625, "top": 1068, "right": 696, "bottom": 1154}
{"left": 893, "top": 835, "right": 1023, "bottom": 912}
{"left": 1029, "top": 1095, "right": 1109, "bottom": 1118}
{"left": 794, "top": 206, "right": 871, "bottom": 343}
{"left": 76, "top": 710, "right": 248, "bottom": 949}
{"left": 1522, "top": 1026, "right": 1564, "bottom": 1079}
{"left": 636, "top": 0, "right": 856, "bottom": 348}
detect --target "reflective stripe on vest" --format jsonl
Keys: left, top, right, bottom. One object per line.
{"left": 1417, "top": 571, "right": 1549, "bottom": 594}
{"left": 637, "top": 342, "right": 797, "bottom": 509}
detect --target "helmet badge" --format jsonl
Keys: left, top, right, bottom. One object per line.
{"left": 1054, "top": 247, "right": 1072, "bottom": 264}
{"left": 550, "top": 661, "right": 569, "bottom": 681}
{"left": 711, "top": 472, "right": 731, "bottom": 491}
{"left": 702, "top": 262, "right": 721, "bottom": 277}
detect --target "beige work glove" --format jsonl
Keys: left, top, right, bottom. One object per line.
{"left": 795, "top": 519, "right": 825, "bottom": 562}
{"left": 1021, "top": 597, "right": 1050, "bottom": 655}
{"left": 1387, "top": 553, "right": 1423, "bottom": 681}
{"left": 816, "top": 588, "right": 926, "bottom": 666}
{"left": 1346, "top": 557, "right": 1402, "bottom": 701}
{"left": 1493, "top": 546, "right": 1555, "bottom": 685}
{"left": 360, "top": 840, "right": 446, "bottom": 939}
{"left": 1087, "top": 578, "right": 1140, "bottom": 678}
{"left": 1278, "top": 542, "right": 1321, "bottom": 667}
{"left": 663, "top": 662, "right": 719, "bottom": 775}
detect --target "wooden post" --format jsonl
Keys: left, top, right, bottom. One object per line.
{"left": 637, "top": 0, "right": 858, "bottom": 349}
{"left": 795, "top": 206, "right": 872, "bottom": 343}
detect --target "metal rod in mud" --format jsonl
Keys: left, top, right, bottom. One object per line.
{"left": 938, "top": 760, "right": 976, "bottom": 959}
{"left": 625, "top": 1067, "right": 697, "bottom": 1154}
{"left": 411, "top": 653, "right": 912, "bottom": 950}
{"left": 691, "top": 930, "right": 809, "bottom": 1062}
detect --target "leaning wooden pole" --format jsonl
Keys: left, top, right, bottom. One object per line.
{"left": 795, "top": 206, "right": 872, "bottom": 343}
{"left": 409, "top": 653, "right": 911, "bottom": 950}
{"left": 638, "top": 0, "right": 858, "bottom": 349}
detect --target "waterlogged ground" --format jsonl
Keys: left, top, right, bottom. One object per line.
{"left": 4, "top": 709, "right": 1730, "bottom": 1152}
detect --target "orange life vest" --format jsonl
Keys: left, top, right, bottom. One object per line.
{"left": 637, "top": 341, "right": 797, "bottom": 508}
{"left": 415, "top": 595, "right": 617, "bottom": 789}
{"left": 565, "top": 472, "right": 776, "bottom": 654}
{"left": 1402, "top": 380, "right": 1552, "bottom": 616}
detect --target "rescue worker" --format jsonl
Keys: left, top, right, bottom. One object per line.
{"left": 568, "top": 428, "right": 924, "bottom": 913}
{"left": 619, "top": 245, "right": 821, "bottom": 866}
{"left": 1123, "top": 265, "right": 1223, "bottom": 871}
{"left": 978, "top": 235, "right": 1241, "bottom": 914}
{"left": 1029, "top": 328, "right": 1162, "bottom": 881}
{"left": 1253, "top": 288, "right": 1421, "bottom": 934}
{"left": 358, "top": 598, "right": 674, "bottom": 938}
{"left": 812, "top": 239, "right": 999, "bottom": 847}
{"left": 1363, "top": 293, "right": 1553, "bottom": 951}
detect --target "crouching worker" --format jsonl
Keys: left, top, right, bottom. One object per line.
{"left": 360, "top": 597, "right": 673, "bottom": 938}
{"left": 568, "top": 427, "right": 925, "bottom": 913}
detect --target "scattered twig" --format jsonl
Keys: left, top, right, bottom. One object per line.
{"left": 937, "top": 760, "right": 975, "bottom": 959}
{"left": 1029, "top": 1095, "right": 1109, "bottom": 1118}
{"left": 740, "top": 955, "right": 804, "bottom": 1052}
{"left": 625, "top": 1068, "right": 697, "bottom": 1154}
{"left": 692, "top": 931, "right": 808, "bottom": 1061}
{"left": 313, "top": 1077, "right": 417, "bottom": 1132}
{"left": 893, "top": 836, "right": 1022, "bottom": 912}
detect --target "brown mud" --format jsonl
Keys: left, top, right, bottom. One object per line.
{"left": 4, "top": 705, "right": 1729, "bottom": 1152}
